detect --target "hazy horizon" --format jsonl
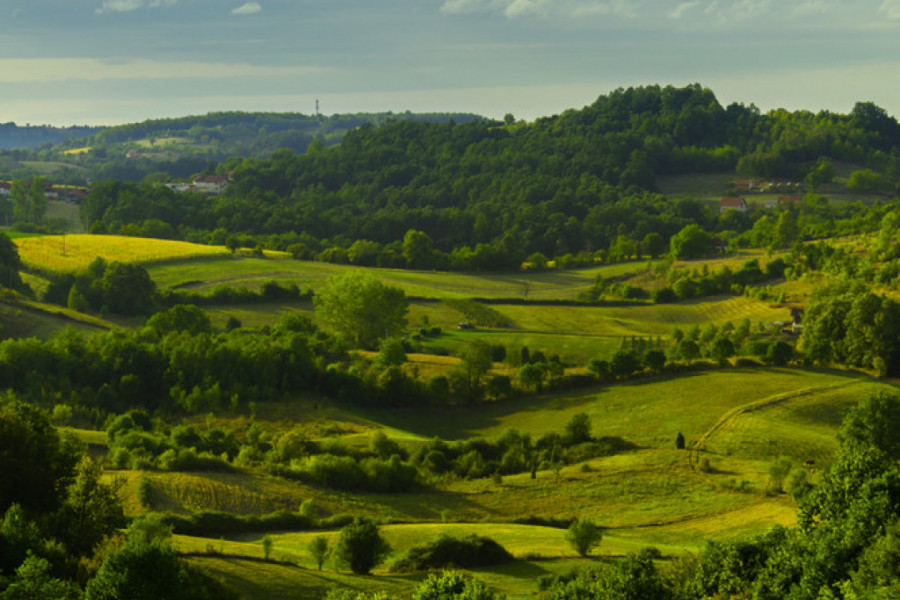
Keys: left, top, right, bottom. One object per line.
{"left": 6, "top": 1, "right": 900, "bottom": 126}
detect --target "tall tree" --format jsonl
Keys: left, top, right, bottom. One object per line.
{"left": 314, "top": 271, "right": 408, "bottom": 349}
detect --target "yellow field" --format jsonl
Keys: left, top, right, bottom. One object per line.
{"left": 15, "top": 234, "right": 231, "bottom": 273}
{"left": 63, "top": 147, "right": 92, "bottom": 155}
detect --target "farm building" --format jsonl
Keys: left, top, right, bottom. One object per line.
{"left": 719, "top": 197, "right": 747, "bottom": 213}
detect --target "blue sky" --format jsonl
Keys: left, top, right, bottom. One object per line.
{"left": 5, "top": 1, "right": 900, "bottom": 125}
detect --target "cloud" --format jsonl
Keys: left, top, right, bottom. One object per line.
{"left": 95, "top": 0, "right": 177, "bottom": 13}
{"left": 437, "top": 0, "right": 894, "bottom": 27}
{"left": 505, "top": 0, "right": 539, "bottom": 18}
{"left": 881, "top": 0, "right": 900, "bottom": 19}
{"left": 231, "top": 2, "right": 262, "bottom": 15}
{"left": 0, "top": 58, "right": 325, "bottom": 83}
{"left": 96, "top": 0, "right": 143, "bottom": 13}
{"left": 668, "top": 1, "right": 700, "bottom": 19}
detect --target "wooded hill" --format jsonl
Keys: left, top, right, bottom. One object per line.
{"left": 0, "top": 111, "right": 481, "bottom": 184}
{"left": 79, "top": 84, "right": 900, "bottom": 268}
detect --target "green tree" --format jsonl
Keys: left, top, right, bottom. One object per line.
{"left": 710, "top": 336, "right": 735, "bottom": 365}
{"left": 448, "top": 341, "right": 494, "bottom": 403}
{"left": 774, "top": 210, "right": 799, "bottom": 248}
{"left": 146, "top": 304, "right": 212, "bottom": 335}
{"left": 308, "top": 535, "right": 330, "bottom": 571}
{"left": 516, "top": 362, "right": 546, "bottom": 393}
{"left": 413, "top": 571, "right": 503, "bottom": 600}
{"left": 28, "top": 178, "right": 47, "bottom": 224}
{"left": 53, "top": 456, "right": 124, "bottom": 556}
{"left": 334, "top": 516, "right": 391, "bottom": 575}
{"left": 315, "top": 271, "right": 408, "bottom": 349}
{"left": 374, "top": 338, "right": 406, "bottom": 371}
{"left": 0, "top": 396, "right": 79, "bottom": 514}
{"left": 100, "top": 262, "right": 157, "bottom": 316}
{"left": 9, "top": 180, "right": 27, "bottom": 223}
{"left": 564, "top": 413, "right": 592, "bottom": 445}
{"left": 566, "top": 517, "right": 603, "bottom": 557}
{"left": 641, "top": 232, "right": 667, "bottom": 257}
{"left": 644, "top": 349, "right": 666, "bottom": 372}
{"left": 610, "top": 350, "right": 642, "bottom": 378}
{"left": 0, "top": 552, "right": 77, "bottom": 600}
{"left": 403, "top": 229, "right": 436, "bottom": 269}
{"left": 669, "top": 224, "right": 711, "bottom": 259}
{"left": 0, "top": 232, "right": 25, "bottom": 292}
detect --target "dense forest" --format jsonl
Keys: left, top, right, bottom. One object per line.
{"left": 73, "top": 84, "right": 900, "bottom": 270}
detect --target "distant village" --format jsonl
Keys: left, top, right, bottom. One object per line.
{"left": 719, "top": 179, "right": 805, "bottom": 213}
{"left": 0, "top": 180, "right": 89, "bottom": 203}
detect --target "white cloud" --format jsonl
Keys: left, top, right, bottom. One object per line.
{"left": 440, "top": 0, "right": 505, "bottom": 15}
{"left": 95, "top": 0, "right": 176, "bottom": 13}
{"left": 880, "top": 0, "right": 900, "bottom": 19}
{"left": 0, "top": 58, "right": 325, "bottom": 83}
{"left": 505, "top": 0, "right": 539, "bottom": 18}
{"left": 231, "top": 2, "right": 262, "bottom": 15}
{"left": 668, "top": 1, "right": 700, "bottom": 19}
{"left": 438, "top": 0, "right": 896, "bottom": 27}
{"left": 96, "top": 0, "right": 143, "bottom": 14}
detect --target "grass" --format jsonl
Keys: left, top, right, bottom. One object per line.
{"left": 0, "top": 300, "right": 114, "bottom": 340}
{"left": 16, "top": 234, "right": 230, "bottom": 273}
{"left": 4, "top": 231, "right": 45, "bottom": 240}
{"left": 146, "top": 256, "right": 642, "bottom": 300}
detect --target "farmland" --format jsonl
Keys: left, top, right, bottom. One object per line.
{"left": 107, "top": 366, "right": 894, "bottom": 599}
{"left": 15, "top": 234, "right": 230, "bottom": 273}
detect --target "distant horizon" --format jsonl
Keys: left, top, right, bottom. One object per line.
{"left": 6, "top": 2, "right": 900, "bottom": 128}
{"left": 7, "top": 79, "right": 900, "bottom": 130}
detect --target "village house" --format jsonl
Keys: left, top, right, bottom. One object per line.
{"left": 719, "top": 197, "right": 747, "bottom": 213}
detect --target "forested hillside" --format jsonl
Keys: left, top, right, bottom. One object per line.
{"left": 79, "top": 84, "right": 900, "bottom": 270}
{"left": 0, "top": 111, "right": 481, "bottom": 184}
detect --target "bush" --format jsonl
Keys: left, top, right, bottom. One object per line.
{"left": 391, "top": 534, "right": 513, "bottom": 572}
{"left": 566, "top": 518, "right": 603, "bottom": 556}
{"left": 335, "top": 517, "right": 392, "bottom": 575}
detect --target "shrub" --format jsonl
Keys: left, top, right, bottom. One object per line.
{"left": 391, "top": 534, "right": 513, "bottom": 573}
{"left": 136, "top": 476, "right": 153, "bottom": 508}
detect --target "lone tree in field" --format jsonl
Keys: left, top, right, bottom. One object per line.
{"left": 566, "top": 517, "right": 603, "bottom": 557}
{"left": 334, "top": 516, "right": 391, "bottom": 575}
{"left": 315, "top": 271, "right": 408, "bottom": 349}
{"left": 308, "top": 535, "right": 330, "bottom": 571}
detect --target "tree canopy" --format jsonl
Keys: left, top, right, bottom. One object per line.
{"left": 314, "top": 271, "right": 408, "bottom": 349}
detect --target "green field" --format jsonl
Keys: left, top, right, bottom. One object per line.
{"left": 148, "top": 256, "right": 624, "bottom": 300}
{"left": 163, "top": 362, "right": 886, "bottom": 600}
{"left": 0, "top": 300, "right": 114, "bottom": 340}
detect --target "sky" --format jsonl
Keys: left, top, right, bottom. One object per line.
{"left": 4, "top": 0, "right": 900, "bottom": 125}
